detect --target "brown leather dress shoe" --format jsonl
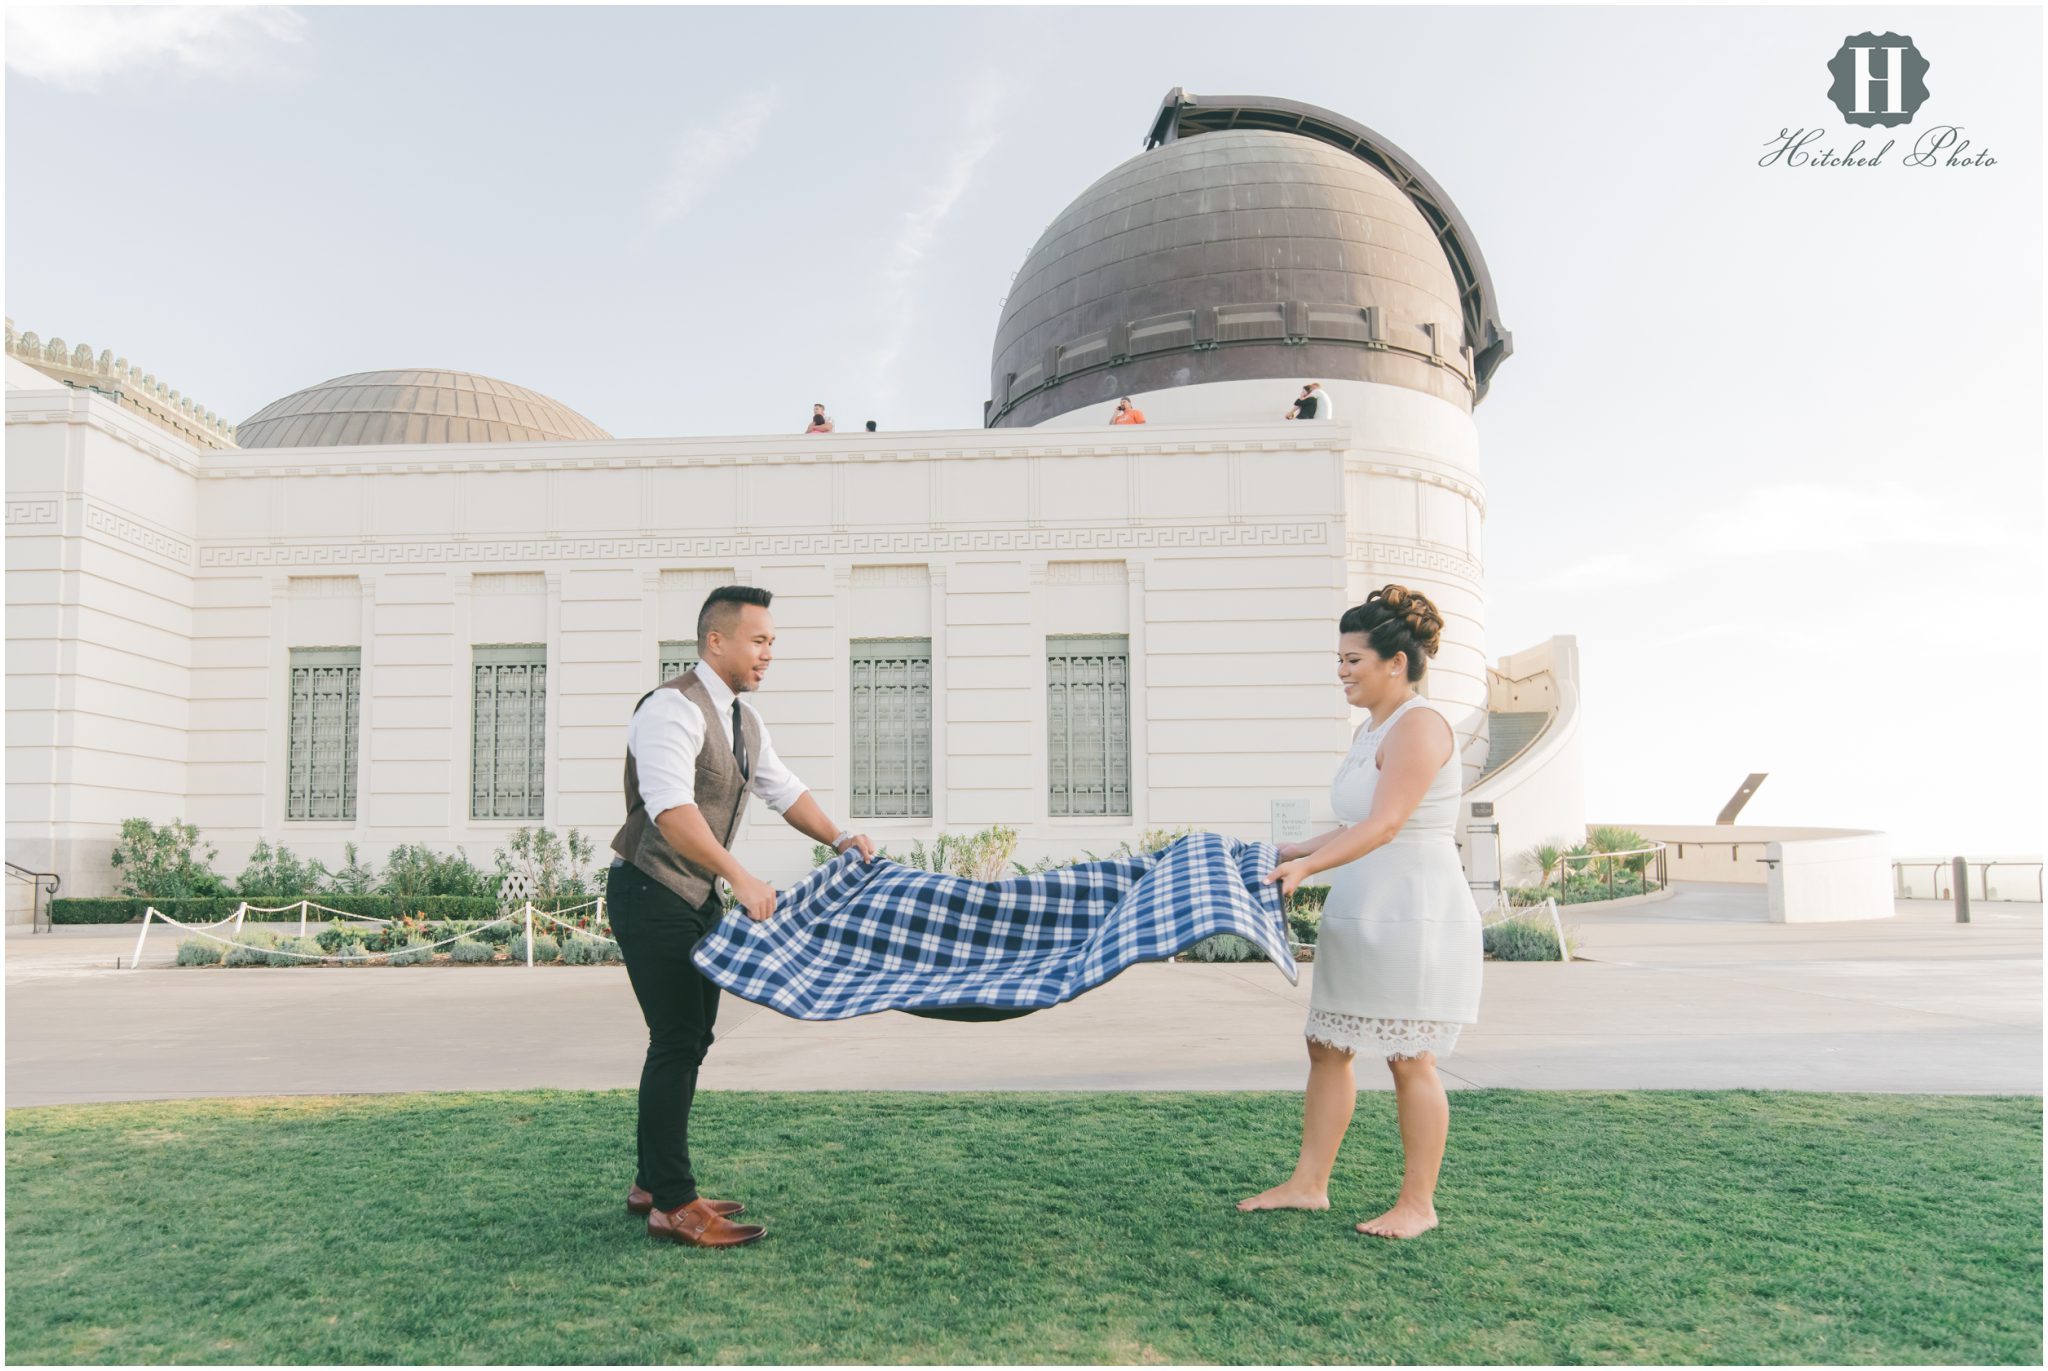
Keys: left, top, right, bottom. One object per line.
{"left": 627, "top": 1184, "right": 743, "bottom": 1219}
{"left": 648, "top": 1197, "right": 766, "bottom": 1248}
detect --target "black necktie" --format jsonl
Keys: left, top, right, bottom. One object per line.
{"left": 730, "top": 699, "right": 750, "bottom": 780}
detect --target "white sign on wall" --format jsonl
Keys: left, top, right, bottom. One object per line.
{"left": 1270, "top": 798, "right": 1312, "bottom": 846}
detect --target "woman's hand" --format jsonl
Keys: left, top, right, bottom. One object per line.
{"left": 1265, "top": 858, "right": 1316, "bottom": 898}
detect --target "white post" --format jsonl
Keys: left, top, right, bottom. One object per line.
{"left": 524, "top": 904, "right": 534, "bottom": 968}
{"left": 234, "top": 902, "right": 248, "bottom": 936}
{"left": 129, "top": 907, "right": 158, "bottom": 969}
{"left": 1549, "top": 896, "right": 1571, "bottom": 962}
{"left": 299, "top": 900, "right": 308, "bottom": 938}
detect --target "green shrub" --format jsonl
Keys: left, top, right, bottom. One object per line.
{"left": 596, "top": 937, "right": 623, "bottom": 963}
{"left": 1286, "top": 909, "right": 1321, "bottom": 946}
{"left": 472, "top": 919, "right": 516, "bottom": 946}
{"left": 511, "top": 933, "right": 560, "bottom": 964}
{"left": 448, "top": 938, "right": 494, "bottom": 965}
{"left": 323, "top": 842, "right": 379, "bottom": 895}
{"left": 380, "top": 843, "right": 494, "bottom": 903}
{"left": 1184, "top": 933, "right": 1265, "bottom": 963}
{"left": 1287, "top": 885, "right": 1330, "bottom": 914}
{"left": 277, "top": 936, "right": 326, "bottom": 966}
{"left": 559, "top": 936, "right": 600, "bottom": 966}
{"left": 49, "top": 898, "right": 146, "bottom": 924}
{"left": 1484, "top": 917, "right": 1568, "bottom": 962}
{"left": 388, "top": 940, "right": 434, "bottom": 967}
{"left": 224, "top": 929, "right": 280, "bottom": 968}
{"left": 109, "top": 817, "right": 226, "bottom": 899}
{"left": 235, "top": 840, "right": 329, "bottom": 901}
{"left": 174, "top": 938, "right": 224, "bottom": 967}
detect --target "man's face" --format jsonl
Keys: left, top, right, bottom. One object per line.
{"left": 813, "top": 405, "right": 825, "bottom": 417}
{"left": 706, "top": 604, "right": 776, "bottom": 693}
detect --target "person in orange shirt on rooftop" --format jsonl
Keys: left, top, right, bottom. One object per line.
{"left": 1110, "top": 396, "right": 1146, "bottom": 425}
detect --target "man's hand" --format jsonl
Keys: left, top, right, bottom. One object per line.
{"left": 836, "top": 832, "right": 877, "bottom": 862}
{"left": 731, "top": 872, "right": 777, "bottom": 922}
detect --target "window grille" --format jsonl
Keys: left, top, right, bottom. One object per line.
{"left": 659, "top": 640, "right": 698, "bottom": 683}
{"left": 287, "top": 647, "right": 360, "bottom": 821}
{"left": 472, "top": 645, "right": 546, "bottom": 819}
{"left": 1047, "top": 634, "right": 1131, "bottom": 816}
{"left": 851, "top": 638, "right": 933, "bottom": 818}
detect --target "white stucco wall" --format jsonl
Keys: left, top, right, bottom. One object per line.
{"left": 8, "top": 383, "right": 1521, "bottom": 904}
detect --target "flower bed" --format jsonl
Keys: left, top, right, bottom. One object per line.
{"left": 174, "top": 921, "right": 621, "bottom": 968}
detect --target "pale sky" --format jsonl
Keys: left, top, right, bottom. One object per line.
{"left": 6, "top": 5, "right": 2042, "bottom": 854}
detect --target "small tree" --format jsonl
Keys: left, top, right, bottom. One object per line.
{"left": 324, "top": 842, "right": 379, "bottom": 894}
{"left": 494, "top": 827, "right": 599, "bottom": 903}
{"left": 109, "top": 818, "right": 226, "bottom": 899}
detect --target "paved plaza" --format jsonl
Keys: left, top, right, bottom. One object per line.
{"left": 4, "top": 884, "right": 2038, "bottom": 1107}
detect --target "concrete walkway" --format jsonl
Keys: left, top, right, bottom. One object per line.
{"left": 5, "top": 885, "right": 2038, "bottom": 1107}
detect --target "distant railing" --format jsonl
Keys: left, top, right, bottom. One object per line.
{"left": 6, "top": 862, "right": 62, "bottom": 934}
{"left": 1893, "top": 860, "right": 2043, "bottom": 903}
{"left": 1517, "top": 843, "right": 1669, "bottom": 903}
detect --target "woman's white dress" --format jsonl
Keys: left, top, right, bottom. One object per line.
{"left": 1305, "top": 695, "right": 1484, "bottom": 1059}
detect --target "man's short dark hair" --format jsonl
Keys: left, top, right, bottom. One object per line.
{"left": 697, "top": 585, "right": 774, "bottom": 642}
{"left": 864, "top": 419, "right": 877, "bottom": 432}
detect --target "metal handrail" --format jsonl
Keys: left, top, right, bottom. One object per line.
{"left": 1524, "top": 842, "right": 1670, "bottom": 901}
{"left": 6, "top": 862, "right": 62, "bottom": 934}
{"left": 1893, "top": 859, "right": 2044, "bottom": 903}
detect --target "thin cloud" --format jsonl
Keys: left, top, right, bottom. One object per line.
{"left": 4, "top": 6, "right": 307, "bottom": 92}
{"left": 647, "top": 88, "right": 781, "bottom": 233}
{"left": 870, "top": 79, "right": 1008, "bottom": 413}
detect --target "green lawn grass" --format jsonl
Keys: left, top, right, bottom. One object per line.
{"left": 7, "top": 1090, "right": 2040, "bottom": 1364}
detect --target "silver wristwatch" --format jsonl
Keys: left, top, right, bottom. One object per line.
{"left": 832, "top": 829, "right": 855, "bottom": 852}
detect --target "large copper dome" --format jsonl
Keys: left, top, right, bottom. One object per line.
{"left": 987, "top": 91, "right": 1511, "bottom": 428}
{"left": 238, "top": 369, "right": 610, "bottom": 448}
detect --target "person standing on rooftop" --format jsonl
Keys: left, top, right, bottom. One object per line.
{"left": 1110, "top": 396, "right": 1146, "bottom": 425}
{"left": 806, "top": 404, "right": 834, "bottom": 434}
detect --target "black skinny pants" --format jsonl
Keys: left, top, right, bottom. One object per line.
{"left": 607, "top": 861, "right": 724, "bottom": 1210}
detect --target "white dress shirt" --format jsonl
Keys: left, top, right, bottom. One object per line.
{"left": 628, "top": 661, "right": 809, "bottom": 820}
{"left": 1310, "top": 386, "right": 1335, "bottom": 419}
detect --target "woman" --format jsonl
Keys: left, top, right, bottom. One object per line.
{"left": 1238, "top": 584, "right": 1483, "bottom": 1239}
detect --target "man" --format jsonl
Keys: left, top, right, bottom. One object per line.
{"left": 609, "top": 585, "right": 875, "bottom": 1247}
{"left": 806, "top": 404, "right": 834, "bottom": 433}
{"left": 1110, "top": 396, "right": 1146, "bottom": 425}
{"left": 1305, "top": 381, "right": 1334, "bottom": 419}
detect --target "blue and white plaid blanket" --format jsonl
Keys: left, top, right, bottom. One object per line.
{"left": 692, "top": 832, "right": 1296, "bottom": 1020}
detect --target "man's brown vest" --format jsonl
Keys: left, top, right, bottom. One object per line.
{"left": 611, "top": 670, "right": 763, "bottom": 907}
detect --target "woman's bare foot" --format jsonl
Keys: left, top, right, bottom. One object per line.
{"left": 1355, "top": 1201, "right": 1438, "bottom": 1238}
{"left": 1236, "top": 1182, "right": 1330, "bottom": 1212}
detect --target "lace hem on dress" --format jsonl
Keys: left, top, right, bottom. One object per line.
{"left": 1304, "top": 1009, "right": 1463, "bottom": 1061}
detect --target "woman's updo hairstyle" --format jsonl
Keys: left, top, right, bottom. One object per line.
{"left": 1338, "top": 584, "right": 1445, "bottom": 683}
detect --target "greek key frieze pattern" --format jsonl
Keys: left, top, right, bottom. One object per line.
{"left": 1347, "top": 540, "right": 1483, "bottom": 587}
{"left": 84, "top": 504, "right": 194, "bottom": 565}
{"left": 198, "top": 522, "right": 1332, "bottom": 569}
{"left": 5, "top": 499, "right": 58, "bottom": 525}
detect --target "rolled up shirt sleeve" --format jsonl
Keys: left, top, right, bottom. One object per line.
{"left": 743, "top": 707, "right": 810, "bottom": 814}
{"left": 628, "top": 688, "right": 705, "bottom": 818}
